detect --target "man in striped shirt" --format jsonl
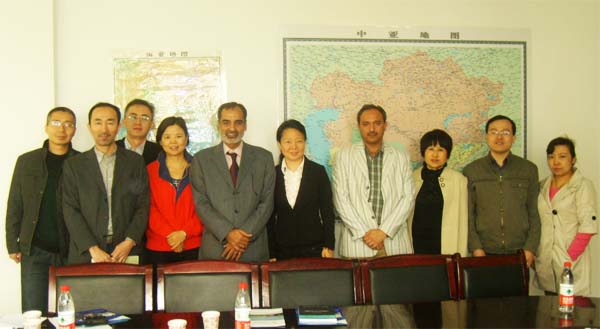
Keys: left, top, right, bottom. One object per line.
{"left": 333, "top": 104, "right": 415, "bottom": 258}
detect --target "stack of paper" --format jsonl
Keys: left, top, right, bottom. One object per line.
{"left": 250, "top": 308, "right": 285, "bottom": 328}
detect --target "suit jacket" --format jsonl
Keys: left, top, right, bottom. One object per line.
{"left": 268, "top": 158, "right": 335, "bottom": 258}
{"left": 268, "top": 158, "right": 335, "bottom": 259}
{"left": 62, "top": 147, "right": 150, "bottom": 264}
{"left": 190, "top": 142, "right": 275, "bottom": 262}
{"left": 116, "top": 138, "right": 162, "bottom": 165}
{"left": 332, "top": 143, "right": 415, "bottom": 258}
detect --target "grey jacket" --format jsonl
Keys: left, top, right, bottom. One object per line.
{"left": 5, "top": 140, "right": 79, "bottom": 257}
{"left": 191, "top": 142, "right": 275, "bottom": 262}
{"left": 62, "top": 147, "right": 149, "bottom": 264}
{"left": 463, "top": 153, "right": 541, "bottom": 254}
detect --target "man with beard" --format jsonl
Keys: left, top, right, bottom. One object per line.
{"left": 191, "top": 102, "right": 275, "bottom": 261}
{"left": 62, "top": 102, "right": 149, "bottom": 264}
{"left": 333, "top": 104, "right": 415, "bottom": 258}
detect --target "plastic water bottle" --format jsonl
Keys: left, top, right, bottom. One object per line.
{"left": 234, "top": 282, "right": 251, "bottom": 329}
{"left": 559, "top": 261, "right": 574, "bottom": 313}
{"left": 58, "top": 285, "right": 75, "bottom": 329}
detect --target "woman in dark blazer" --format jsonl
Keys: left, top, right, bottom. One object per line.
{"left": 268, "top": 119, "right": 335, "bottom": 260}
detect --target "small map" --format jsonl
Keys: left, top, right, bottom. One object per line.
{"left": 284, "top": 39, "right": 526, "bottom": 176}
{"left": 114, "top": 57, "right": 224, "bottom": 154}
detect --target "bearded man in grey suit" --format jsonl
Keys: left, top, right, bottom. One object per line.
{"left": 62, "top": 102, "right": 149, "bottom": 264}
{"left": 191, "top": 102, "right": 275, "bottom": 262}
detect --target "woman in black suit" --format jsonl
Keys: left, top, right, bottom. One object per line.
{"left": 268, "top": 119, "right": 335, "bottom": 260}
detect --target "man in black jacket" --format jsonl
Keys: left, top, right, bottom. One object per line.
{"left": 116, "top": 98, "right": 161, "bottom": 165}
{"left": 6, "top": 107, "right": 79, "bottom": 313}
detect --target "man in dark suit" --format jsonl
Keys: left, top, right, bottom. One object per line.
{"left": 6, "top": 107, "right": 79, "bottom": 312}
{"left": 116, "top": 99, "right": 161, "bottom": 165}
{"left": 62, "top": 102, "right": 149, "bottom": 264}
{"left": 191, "top": 102, "right": 275, "bottom": 262}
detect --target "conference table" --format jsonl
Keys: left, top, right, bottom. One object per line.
{"left": 112, "top": 295, "right": 598, "bottom": 328}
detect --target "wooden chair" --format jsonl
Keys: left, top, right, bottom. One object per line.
{"left": 360, "top": 254, "right": 459, "bottom": 304}
{"left": 261, "top": 257, "right": 362, "bottom": 308}
{"left": 457, "top": 250, "right": 529, "bottom": 299}
{"left": 48, "top": 263, "right": 152, "bottom": 314}
{"left": 156, "top": 260, "right": 260, "bottom": 312}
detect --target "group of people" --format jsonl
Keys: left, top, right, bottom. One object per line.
{"left": 6, "top": 100, "right": 596, "bottom": 313}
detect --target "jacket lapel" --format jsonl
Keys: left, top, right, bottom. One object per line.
{"left": 237, "top": 144, "right": 255, "bottom": 190}
{"left": 211, "top": 143, "right": 235, "bottom": 189}
{"left": 85, "top": 148, "right": 108, "bottom": 196}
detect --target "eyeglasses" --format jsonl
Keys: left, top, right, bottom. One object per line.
{"left": 126, "top": 114, "right": 152, "bottom": 122}
{"left": 488, "top": 130, "right": 512, "bottom": 137}
{"left": 48, "top": 120, "right": 75, "bottom": 128}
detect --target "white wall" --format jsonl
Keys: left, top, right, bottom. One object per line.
{"left": 0, "top": 0, "right": 598, "bottom": 314}
{"left": 0, "top": 0, "right": 55, "bottom": 315}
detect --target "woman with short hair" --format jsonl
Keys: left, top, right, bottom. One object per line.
{"left": 410, "top": 129, "right": 468, "bottom": 255}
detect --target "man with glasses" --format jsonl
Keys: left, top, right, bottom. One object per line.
{"left": 62, "top": 102, "right": 149, "bottom": 264}
{"left": 116, "top": 99, "right": 161, "bottom": 165}
{"left": 6, "top": 107, "right": 79, "bottom": 312}
{"left": 463, "top": 115, "right": 540, "bottom": 267}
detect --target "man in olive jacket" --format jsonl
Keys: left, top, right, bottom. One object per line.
{"left": 463, "top": 115, "right": 540, "bottom": 267}
{"left": 5, "top": 107, "right": 79, "bottom": 312}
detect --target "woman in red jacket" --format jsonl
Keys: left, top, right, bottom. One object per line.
{"left": 145, "top": 116, "right": 202, "bottom": 264}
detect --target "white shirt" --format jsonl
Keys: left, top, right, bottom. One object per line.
{"left": 223, "top": 142, "right": 243, "bottom": 169}
{"left": 281, "top": 158, "right": 304, "bottom": 208}
{"left": 124, "top": 138, "right": 146, "bottom": 155}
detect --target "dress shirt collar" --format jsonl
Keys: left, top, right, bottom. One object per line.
{"left": 223, "top": 142, "right": 243, "bottom": 158}
{"left": 124, "top": 137, "right": 146, "bottom": 155}
{"left": 281, "top": 157, "right": 305, "bottom": 175}
{"left": 94, "top": 146, "right": 117, "bottom": 163}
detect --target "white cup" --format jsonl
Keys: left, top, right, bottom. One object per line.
{"left": 22, "top": 310, "right": 42, "bottom": 320}
{"left": 23, "top": 318, "right": 42, "bottom": 329}
{"left": 167, "top": 318, "right": 187, "bottom": 329}
{"left": 201, "top": 310, "right": 220, "bottom": 329}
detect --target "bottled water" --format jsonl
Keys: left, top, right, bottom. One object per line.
{"left": 234, "top": 282, "right": 251, "bottom": 329}
{"left": 57, "top": 285, "right": 75, "bottom": 329}
{"left": 559, "top": 261, "right": 574, "bottom": 313}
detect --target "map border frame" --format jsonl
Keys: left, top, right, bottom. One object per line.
{"left": 282, "top": 37, "right": 528, "bottom": 160}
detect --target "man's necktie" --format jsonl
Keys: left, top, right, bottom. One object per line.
{"left": 227, "top": 152, "right": 239, "bottom": 186}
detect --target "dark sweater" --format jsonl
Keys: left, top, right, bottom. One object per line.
{"left": 412, "top": 165, "right": 444, "bottom": 254}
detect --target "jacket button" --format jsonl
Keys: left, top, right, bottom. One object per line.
{"left": 234, "top": 210, "right": 239, "bottom": 214}
{"left": 440, "top": 183, "right": 445, "bottom": 187}
{"left": 552, "top": 209, "right": 558, "bottom": 215}
{"left": 593, "top": 216, "right": 597, "bottom": 220}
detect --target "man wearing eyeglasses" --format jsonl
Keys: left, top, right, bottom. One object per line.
{"left": 6, "top": 107, "right": 79, "bottom": 312}
{"left": 463, "top": 115, "right": 540, "bottom": 267}
{"left": 116, "top": 99, "right": 161, "bottom": 165}
{"left": 62, "top": 102, "right": 149, "bottom": 265}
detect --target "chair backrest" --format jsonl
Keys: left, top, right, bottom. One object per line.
{"left": 156, "top": 260, "right": 260, "bottom": 312}
{"left": 361, "top": 254, "right": 459, "bottom": 304}
{"left": 261, "top": 257, "right": 362, "bottom": 308}
{"left": 457, "top": 250, "right": 529, "bottom": 299}
{"left": 48, "top": 263, "right": 152, "bottom": 314}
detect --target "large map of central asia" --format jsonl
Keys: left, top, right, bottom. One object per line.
{"left": 284, "top": 39, "right": 526, "bottom": 176}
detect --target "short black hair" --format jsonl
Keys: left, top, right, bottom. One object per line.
{"left": 357, "top": 104, "right": 387, "bottom": 124}
{"left": 47, "top": 107, "right": 76, "bottom": 125}
{"left": 485, "top": 115, "right": 516, "bottom": 135}
{"left": 88, "top": 102, "right": 121, "bottom": 124}
{"left": 276, "top": 119, "right": 306, "bottom": 142}
{"left": 125, "top": 99, "right": 155, "bottom": 118}
{"left": 420, "top": 129, "right": 453, "bottom": 158}
{"left": 217, "top": 102, "right": 247, "bottom": 121}
{"left": 546, "top": 136, "right": 576, "bottom": 158}
{"left": 156, "top": 116, "right": 190, "bottom": 146}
